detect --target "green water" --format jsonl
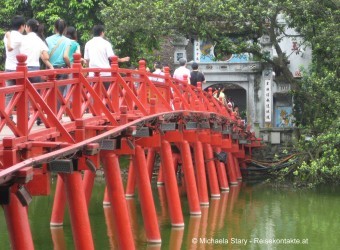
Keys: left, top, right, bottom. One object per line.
{"left": 1, "top": 179, "right": 339, "bottom": 250}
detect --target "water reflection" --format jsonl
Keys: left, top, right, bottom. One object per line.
{"left": 50, "top": 227, "right": 66, "bottom": 250}
{"left": 1, "top": 182, "right": 340, "bottom": 249}
{"left": 186, "top": 215, "right": 201, "bottom": 249}
{"left": 157, "top": 186, "right": 169, "bottom": 225}
{"left": 103, "top": 206, "right": 118, "bottom": 249}
{"left": 169, "top": 228, "right": 184, "bottom": 249}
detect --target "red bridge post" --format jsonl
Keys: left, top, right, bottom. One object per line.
{"left": 214, "top": 147, "right": 230, "bottom": 191}
{"left": 50, "top": 176, "right": 66, "bottom": 226}
{"left": 3, "top": 193, "right": 34, "bottom": 250}
{"left": 125, "top": 156, "right": 136, "bottom": 197}
{"left": 103, "top": 187, "right": 110, "bottom": 206}
{"left": 2, "top": 138, "right": 34, "bottom": 249}
{"left": 63, "top": 172, "right": 94, "bottom": 250}
{"left": 226, "top": 152, "right": 238, "bottom": 186}
{"left": 160, "top": 140, "right": 184, "bottom": 227}
{"left": 146, "top": 147, "right": 157, "bottom": 180}
{"left": 16, "top": 54, "right": 29, "bottom": 134}
{"left": 101, "top": 151, "right": 135, "bottom": 249}
{"left": 157, "top": 163, "right": 164, "bottom": 185}
{"left": 203, "top": 143, "right": 221, "bottom": 198}
{"left": 193, "top": 141, "right": 210, "bottom": 206}
{"left": 234, "top": 155, "right": 243, "bottom": 181}
{"left": 134, "top": 145, "right": 161, "bottom": 243}
{"left": 180, "top": 141, "right": 201, "bottom": 216}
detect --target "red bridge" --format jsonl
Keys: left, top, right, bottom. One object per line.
{"left": 0, "top": 53, "right": 261, "bottom": 249}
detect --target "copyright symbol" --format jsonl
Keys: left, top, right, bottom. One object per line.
{"left": 192, "top": 238, "right": 197, "bottom": 244}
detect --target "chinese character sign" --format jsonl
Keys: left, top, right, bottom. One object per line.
{"left": 264, "top": 80, "right": 272, "bottom": 122}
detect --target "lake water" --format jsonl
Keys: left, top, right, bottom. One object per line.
{"left": 1, "top": 177, "right": 339, "bottom": 250}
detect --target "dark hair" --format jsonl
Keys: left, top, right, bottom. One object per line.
{"left": 192, "top": 62, "right": 199, "bottom": 70}
{"left": 66, "top": 26, "right": 77, "bottom": 40}
{"left": 37, "top": 23, "right": 46, "bottom": 41}
{"left": 154, "top": 62, "right": 162, "bottom": 69}
{"left": 26, "top": 19, "right": 39, "bottom": 33}
{"left": 11, "top": 15, "right": 25, "bottom": 30}
{"left": 179, "top": 58, "right": 187, "bottom": 66}
{"left": 93, "top": 25, "right": 104, "bottom": 37}
{"left": 54, "top": 19, "right": 67, "bottom": 35}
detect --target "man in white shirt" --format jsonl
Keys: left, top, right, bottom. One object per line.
{"left": 173, "top": 58, "right": 191, "bottom": 84}
{"left": 3, "top": 15, "right": 25, "bottom": 114}
{"left": 84, "top": 25, "right": 130, "bottom": 78}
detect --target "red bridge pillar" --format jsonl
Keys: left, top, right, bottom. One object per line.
{"left": 203, "top": 144, "right": 220, "bottom": 198}
{"left": 214, "top": 147, "right": 229, "bottom": 191}
{"left": 134, "top": 145, "right": 161, "bottom": 243}
{"left": 63, "top": 172, "right": 94, "bottom": 250}
{"left": 160, "top": 140, "right": 184, "bottom": 227}
{"left": 234, "top": 156, "right": 243, "bottom": 181}
{"left": 193, "top": 141, "right": 209, "bottom": 206}
{"left": 3, "top": 192, "right": 34, "bottom": 250}
{"left": 50, "top": 175, "right": 66, "bottom": 226}
{"left": 146, "top": 147, "right": 157, "bottom": 180}
{"left": 101, "top": 151, "right": 135, "bottom": 249}
{"left": 226, "top": 152, "right": 238, "bottom": 186}
{"left": 180, "top": 141, "right": 201, "bottom": 216}
{"left": 2, "top": 138, "right": 34, "bottom": 249}
{"left": 125, "top": 156, "right": 136, "bottom": 197}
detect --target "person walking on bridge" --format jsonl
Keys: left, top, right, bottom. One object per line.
{"left": 46, "top": 19, "right": 72, "bottom": 119}
{"left": 84, "top": 25, "right": 130, "bottom": 91}
{"left": 3, "top": 15, "right": 25, "bottom": 119}
{"left": 46, "top": 19, "right": 71, "bottom": 78}
{"left": 20, "top": 19, "right": 54, "bottom": 77}
{"left": 190, "top": 62, "right": 205, "bottom": 87}
{"left": 84, "top": 25, "right": 130, "bottom": 77}
{"left": 173, "top": 58, "right": 191, "bottom": 84}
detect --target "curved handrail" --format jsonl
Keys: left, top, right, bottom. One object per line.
{"left": 0, "top": 110, "right": 228, "bottom": 184}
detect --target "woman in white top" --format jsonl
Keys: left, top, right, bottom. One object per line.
{"left": 21, "top": 19, "right": 53, "bottom": 82}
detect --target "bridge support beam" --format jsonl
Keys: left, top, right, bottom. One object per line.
{"left": 146, "top": 147, "right": 156, "bottom": 180}
{"left": 3, "top": 192, "right": 34, "bottom": 250}
{"left": 134, "top": 145, "right": 161, "bottom": 243}
{"left": 125, "top": 157, "right": 136, "bottom": 197}
{"left": 157, "top": 163, "right": 164, "bottom": 185}
{"left": 83, "top": 171, "right": 96, "bottom": 205}
{"left": 234, "top": 157, "right": 243, "bottom": 180}
{"left": 50, "top": 175, "right": 66, "bottom": 226}
{"left": 216, "top": 161, "right": 230, "bottom": 191}
{"left": 101, "top": 151, "right": 135, "bottom": 250}
{"left": 226, "top": 152, "right": 238, "bottom": 186}
{"left": 103, "top": 187, "right": 110, "bottom": 206}
{"left": 203, "top": 144, "right": 220, "bottom": 198}
{"left": 63, "top": 172, "right": 94, "bottom": 250}
{"left": 160, "top": 140, "right": 184, "bottom": 227}
{"left": 180, "top": 141, "right": 201, "bottom": 215}
{"left": 214, "top": 147, "right": 229, "bottom": 191}
{"left": 193, "top": 141, "right": 209, "bottom": 206}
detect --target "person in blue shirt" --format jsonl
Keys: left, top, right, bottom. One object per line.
{"left": 46, "top": 19, "right": 71, "bottom": 73}
{"left": 46, "top": 19, "right": 71, "bottom": 116}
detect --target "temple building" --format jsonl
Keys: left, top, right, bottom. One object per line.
{"left": 172, "top": 18, "right": 312, "bottom": 144}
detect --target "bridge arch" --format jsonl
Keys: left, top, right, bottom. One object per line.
{"left": 0, "top": 54, "right": 261, "bottom": 249}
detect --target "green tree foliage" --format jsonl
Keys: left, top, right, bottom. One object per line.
{"left": 29, "top": 0, "right": 102, "bottom": 46}
{"left": 99, "top": 0, "right": 171, "bottom": 65}
{"left": 286, "top": 0, "right": 340, "bottom": 185}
